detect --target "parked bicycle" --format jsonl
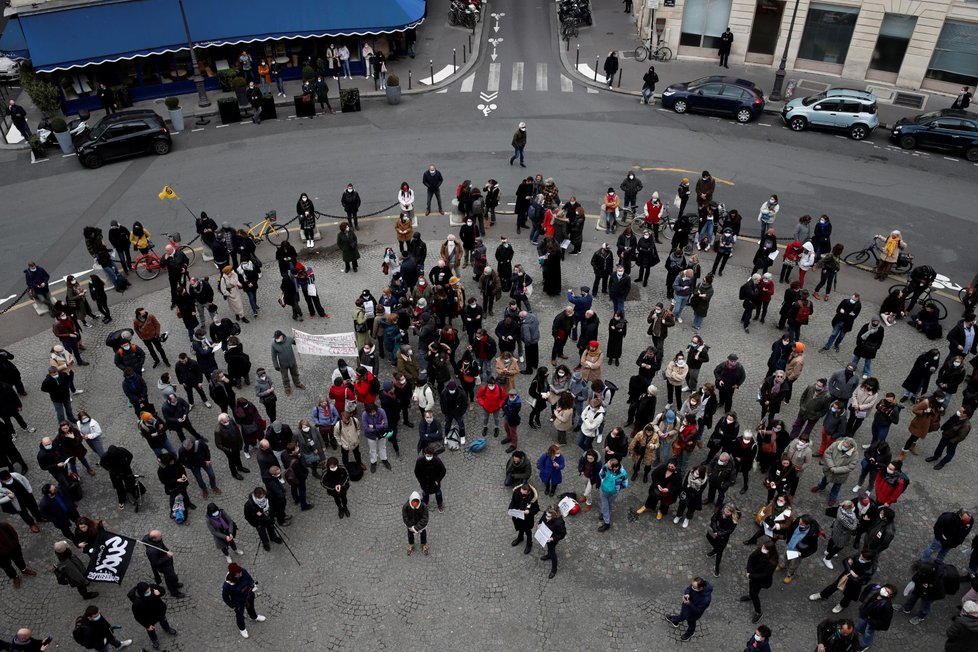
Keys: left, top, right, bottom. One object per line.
{"left": 133, "top": 232, "right": 197, "bottom": 281}
{"left": 889, "top": 283, "right": 948, "bottom": 321}
{"left": 634, "top": 38, "right": 673, "bottom": 63}
{"left": 449, "top": 1, "right": 479, "bottom": 28}
{"left": 561, "top": 19, "right": 580, "bottom": 40}
{"left": 245, "top": 211, "right": 289, "bottom": 247}
{"left": 844, "top": 239, "right": 914, "bottom": 275}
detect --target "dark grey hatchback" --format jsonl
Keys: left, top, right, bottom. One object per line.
{"left": 75, "top": 109, "right": 171, "bottom": 169}
{"left": 660, "top": 76, "right": 766, "bottom": 123}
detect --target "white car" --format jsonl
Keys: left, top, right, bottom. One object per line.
{"left": 0, "top": 56, "right": 20, "bottom": 82}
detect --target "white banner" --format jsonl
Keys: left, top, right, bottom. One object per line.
{"left": 292, "top": 330, "right": 358, "bottom": 357}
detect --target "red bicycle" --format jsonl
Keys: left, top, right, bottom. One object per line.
{"left": 133, "top": 232, "right": 197, "bottom": 280}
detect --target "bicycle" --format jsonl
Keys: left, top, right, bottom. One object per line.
{"left": 889, "top": 283, "right": 948, "bottom": 321}
{"left": 245, "top": 211, "right": 289, "bottom": 247}
{"left": 634, "top": 38, "right": 672, "bottom": 63}
{"left": 132, "top": 232, "right": 197, "bottom": 281}
{"left": 561, "top": 20, "right": 580, "bottom": 40}
{"left": 843, "top": 239, "right": 914, "bottom": 275}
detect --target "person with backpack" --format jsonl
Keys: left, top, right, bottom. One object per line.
{"left": 786, "top": 289, "right": 814, "bottom": 342}
{"left": 114, "top": 333, "right": 146, "bottom": 376}
{"left": 73, "top": 605, "right": 132, "bottom": 650}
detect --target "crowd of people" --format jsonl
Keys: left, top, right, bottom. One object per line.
{"left": 3, "top": 162, "right": 978, "bottom": 651}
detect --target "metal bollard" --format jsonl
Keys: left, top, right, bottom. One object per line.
{"left": 618, "top": 69, "right": 623, "bottom": 88}
{"left": 468, "top": 33, "right": 472, "bottom": 54}
{"left": 453, "top": 48, "right": 457, "bottom": 74}
{"left": 337, "top": 74, "right": 342, "bottom": 92}
{"left": 430, "top": 59, "right": 435, "bottom": 85}
{"left": 593, "top": 56, "right": 599, "bottom": 82}
{"left": 463, "top": 44, "right": 467, "bottom": 64}
{"left": 576, "top": 44, "right": 580, "bottom": 68}
{"left": 409, "top": 70, "right": 412, "bottom": 90}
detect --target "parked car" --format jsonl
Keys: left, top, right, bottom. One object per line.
{"left": 75, "top": 109, "right": 171, "bottom": 169}
{"left": 0, "top": 56, "right": 20, "bottom": 82}
{"left": 890, "top": 109, "right": 978, "bottom": 162}
{"left": 781, "top": 88, "right": 878, "bottom": 140}
{"left": 660, "top": 76, "right": 765, "bottom": 123}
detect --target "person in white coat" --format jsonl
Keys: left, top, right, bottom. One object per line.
{"left": 399, "top": 183, "right": 417, "bottom": 226}
{"left": 797, "top": 241, "right": 816, "bottom": 288}
{"left": 757, "top": 195, "right": 779, "bottom": 238}
{"left": 579, "top": 396, "right": 606, "bottom": 451}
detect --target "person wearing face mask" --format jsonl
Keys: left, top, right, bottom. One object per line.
{"left": 713, "top": 354, "right": 746, "bottom": 414}
{"left": 337, "top": 182, "right": 362, "bottom": 230}
{"left": 854, "top": 582, "right": 896, "bottom": 650}
{"left": 849, "top": 378, "right": 882, "bottom": 437}
{"left": 851, "top": 438, "right": 891, "bottom": 496}
{"left": 706, "top": 502, "right": 741, "bottom": 577}
{"left": 476, "top": 377, "right": 507, "bottom": 439}
{"left": 666, "top": 576, "right": 713, "bottom": 642}
{"left": 822, "top": 293, "right": 863, "bottom": 353}
{"left": 758, "top": 371, "right": 789, "bottom": 427}
{"left": 127, "top": 580, "right": 178, "bottom": 650}
{"left": 812, "top": 437, "right": 858, "bottom": 506}
{"left": 619, "top": 171, "right": 643, "bottom": 215}
{"left": 508, "top": 482, "right": 539, "bottom": 555}
{"left": 743, "top": 493, "right": 794, "bottom": 546}
{"left": 816, "top": 400, "right": 848, "bottom": 457}
{"left": 205, "top": 502, "right": 243, "bottom": 562}
{"left": 24, "top": 261, "right": 55, "bottom": 316}
{"left": 757, "top": 195, "right": 779, "bottom": 238}
{"left": 810, "top": 549, "right": 878, "bottom": 614}
{"left": 821, "top": 499, "right": 858, "bottom": 569}
{"left": 790, "top": 379, "right": 832, "bottom": 439}
{"left": 537, "top": 444, "right": 565, "bottom": 498}
{"left": 595, "top": 455, "right": 629, "bottom": 531}
{"left": 113, "top": 331, "right": 146, "bottom": 377}
{"left": 73, "top": 605, "right": 131, "bottom": 649}
{"left": 902, "top": 391, "right": 946, "bottom": 457}
{"left": 925, "top": 405, "right": 972, "bottom": 469}
{"left": 0, "top": 469, "right": 42, "bottom": 533}
{"left": 782, "top": 513, "right": 820, "bottom": 583}
{"left": 664, "top": 352, "right": 688, "bottom": 408}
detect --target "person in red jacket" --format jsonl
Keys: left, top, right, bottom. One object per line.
{"left": 328, "top": 378, "right": 356, "bottom": 414}
{"left": 873, "top": 460, "right": 909, "bottom": 506}
{"left": 353, "top": 366, "right": 379, "bottom": 407}
{"left": 477, "top": 376, "right": 507, "bottom": 439}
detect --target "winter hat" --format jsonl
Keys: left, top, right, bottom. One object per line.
{"left": 140, "top": 412, "right": 154, "bottom": 422}
{"left": 727, "top": 353, "right": 739, "bottom": 361}
{"left": 382, "top": 380, "right": 394, "bottom": 391}
{"left": 273, "top": 330, "right": 285, "bottom": 338}
{"left": 508, "top": 387, "right": 518, "bottom": 396}
{"left": 446, "top": 380, "right": 457, "bottom": 390}
{"left": 588, "top": 340, "right": 599, "bottom": 349}
{"left": 795, "top": 342, "right": 806, "bottom": 353}
{"left": 647, "top": 384, "right": 657, "bottom": 395}
{"left": 52, "top": 344, "right": 64, "bottom": 353}
{"left": 652, "top": 191, "right": 659, "bottom": 200}
{"left": 227, "top": 562, "right": 243, "bottom": 575}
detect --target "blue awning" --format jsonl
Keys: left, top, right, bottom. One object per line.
{"left": 0, "top": 19, "right": 29, "bottom": 60}
{"left": 15, "top": 0, "right": 426, "bottom": 72}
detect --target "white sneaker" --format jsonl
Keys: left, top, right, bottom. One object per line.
{"left": 243, "top": 451, "right": 251, "bottom": 459}
{"left": 831, "top": 604, "right": 844, "bottom": 614}
{"left": 822, "top": 557, "right": 834, "bottom": 570}
{"left": 205, "top": 401, "right": 213, "bottom": 408}
{"left": 240, "top": 629, "right": 249, "bottom": 638}
{"left": 673, "top": 516, "right": 680, "bottom": 524}
{"left": 226, "top": 555, "right": 234, "bottom": 563}
{"left": 235, "top": 548, "right": 244, "bottom": 555}
{"left": 682, "top": 518, "right": 690, "bottom": 529}
{"left": 809, "top": 593, "right": 821, "bottom": 601}
{"left": 460, "top": 436, "right": 466, "bottom": 445}
{"left": 676, "top": 317, "right": 683, "bottom": 323}
{"left": 861, "top": 443, "right": 870, "bottom": 449}
{"left": 119, "top": 641, "right": 133, "bottom": 648}
{"left": 72, "top": 389, "right": 84, "bottom": 394}
{"left": 254, "top": 615, "right": 266, "bottom": 622}
{"left": 851, "top": 484, "right": 861, "bottom": 493}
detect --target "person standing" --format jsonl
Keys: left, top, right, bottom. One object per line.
{"left": 321, "top": 457, "right": 351, "bottom": 519}
{"left": 508, "top": 482, "right": 539, "bottom": 554}
{"left": 538, "top": 507, "right": 566, "bottom": 578}
{"left": 206, "top": 502, "right": 243, "bottom": 562}
{"left": 706, "top": 502, "right": 740, "bottom": 577}
{"left": 141, "top": 529, "right": 185, "bottom": 598}
{"left": 925, "top": 404, "right": 972, "bottom": 469}
{"left": 222, "top": 563, "right": 266, "bottom": 639}
{"left": 414, "top": 448, "right": 446, "bottom": 511}
{"left": 945, "top": 600, "right": 978, "bottom": 651}
{"left": 714, "top": 354, "right": 746, "bottom": 413}
{"left": 718, "top": 27, "right": 733, "bottom": 67}
{"left": 811, "top": 437, "right": 858, "bottom": 506}
{"left": 422, "top": 164, "right": 444, "bottom": 216}
{"left": 951, "top": 85, "right": 973, "bottom": 110}
{"left": 814, "top": 619, "right": 858, "bottom": 651}
{"left": 0, "top": 469, "right": 42, "bottom": 532}
{"left": 782, "top": 514, "right": 820, "bottom": 583}
{"left": 7, "top": 100, "right": 31, "bottom": 141}
{"left": 741, "top": 542, "right": 778, "bottom": 624}
{"left": 270, "top": 331, "right": 304, "bottom": 396}
{"left": 0, "top": 522, "right": 36, "bottom": 588}
{"left": 920, "top": 508, "right": 973, "bottom": 564}
{"left": 72, "top": 605, "right": 132, "bottom": 650}
{"left": 340, "top": 183, "right": 361, "bottom": 231}
{"left": 127, "top": 581, "right": 178, "bottom": 649}
{"left": 243, "top": 487, "right": 282, "bottom": 552}
{"left": 337, "top": 223, "right": 360, "bottom": 272}
{"left": 509, "top": 122, "right": 527, "bottom": 167}
{"left": 665, "top": 577, "right": 713, "bottom": 641}
{"left": 596, "top": 456, "right": 630, "bottom": 532}
{"left": 402, "top": 491, "right": 430, "bottom": 556}
{"left": 854, "top": 583, "right": 896, "bottom": 650}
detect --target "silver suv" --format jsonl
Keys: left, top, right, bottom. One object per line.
{"left": 781, "top": 88, "right": 878, "bottom": 140}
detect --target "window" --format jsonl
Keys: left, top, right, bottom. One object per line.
{"left": 696, "top": 84, "right": 725, "bottom": 95}
{"left": 931, "top": 119, "right": 962, "bottom": 130}
{"left": 680, "top": 0, "right": 732, "bottom": 49}
{"left": 926, "top": 21, "right": 978, "bottom": 86}
{"left": 721, "top": 85, "right": 750, "bottom": 98}
{"left": 796, "top": 3, "right": 859, "bottom": 65}
{"left": 839, "top": 101, "right": 862, "bottom": 113}
{"left": 814, "top": 100, "right": 841, "bottom": 111}
{"left": 958, "top": 121, "right": 978, "bottom": 132}
{"left": 870, "top": 14, "right": 916, "bottom": 73}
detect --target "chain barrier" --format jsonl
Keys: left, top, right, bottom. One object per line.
{"left": 313, "top": 202, "right": 400, "bottom": 221}
{"left": 0, "top": 289, "right": 30, "bottom": 316}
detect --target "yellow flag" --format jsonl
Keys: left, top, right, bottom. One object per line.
{"left": 158, "top": 185, "right": 178, "bottom": 200}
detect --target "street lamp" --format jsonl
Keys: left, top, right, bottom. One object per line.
{"left": 176, "top": 0, "right": 211, "bottom": 124}
{"left": 769, "top": 0, "right": 801, "bottom": 102}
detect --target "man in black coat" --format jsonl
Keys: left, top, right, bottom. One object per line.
{"left": 179, "top": 438, "right": 219, "bottom": 499}
{"left": 39, "top": 483, "right": 78, "bottom": 539}
{"left": 590, "top": 244, "right": 614, "bottom": 295}
{"left": 161, "top": 394, "right": 201, "bottom": 443}
{"left": 127, "top": 581, "right": 178, "bottom": 647}
{"left": 37, "top": 437, "right": 70, "bottom": 490}
{"left": 414, "top": 451, "right": 446, "bottom": 510}
{"left": 141, "top": 529, "right": 185, "bottom": 598}
{"left": 608, "top": 265, "right": 631, "bottom": 315}
{"left": 74, "top": 605, "right": 132, "bottom": 650}
{"left": 422, "top": 164, "right": 444, "bottom": 215}
{"left": 626, "top": 376, "right": 654, "bottom": 427}
{"left": 264, "top": 466, "right": 292, "bottom": 526}
{"left": 508, "top": 483, "right": 540, "bottom": 554}
{"left": 921, "top": 508, "right": 973, "bottom": 563}
{"left": 243, "top": 487, "right": 283, "bottom": 551}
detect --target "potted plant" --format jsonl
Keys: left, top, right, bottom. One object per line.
{"left": 301, "top": 65, "right": 317, "bottom": 82}
{"left": 49, "top": 117, "right": 74, "bottom": 154}
{"left": 231, "top": 75, "right": 248, "bottom": 106}
{"left": 217, "top": 96, "right": 241, "bottom": 124}
{"left": 217, "top": 68, "right": 239, "bottom": 92}
{"left": 340, "top": 87, "right": 361, "bottom": 113}
{"left": 164, "top": 96, "right": 184, "bottom": 131}
{"left": 386, "top": 74, "right": 401, "bottom": 105}
{"left": 26, "top": 79, "right": 63, "bottom": 117}
{"left": 29, "top": 135, "right": 46, "bottom": 159}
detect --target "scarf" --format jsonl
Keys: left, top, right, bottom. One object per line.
{"left": 860, "top": 324, "right": 880, "bottom": 341}
{"left": 686, "top": 471, "right": 708, "bottom": 491}
{"left": 883, "top": 236, "right": 899, "bottom": 258}
{"left": 834, "top": 507, "right": 858, "bottom": 531}
{"left": 209, "top": 511, "right": 231, "bottom": 532}
{"left": 252, "top": 496, "right": 269, "bottom": 511}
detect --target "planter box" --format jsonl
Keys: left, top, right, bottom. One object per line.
{"left": 386, "top": 85, "right": 402, "bottom": 105}
{"left": 294, "top": 95, "right": 316, "bottom": 118}
{"left": 260, "top": 95, "right": 277, "bottom": 120}
{"left": 168, "top": 107, "right": 185, "bottom": 131}
{"left": 218, "top": 101, "right": 241, "bottom": 124}
{"left": 53, "top": 130, "right": 74, "bottom": 154}
{"left": 341, "top": 99, "right": 361, "bottom": 113}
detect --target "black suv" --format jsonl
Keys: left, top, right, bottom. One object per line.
{"left": 890, "top": 109, "right": 978, "bottom": 162}
{"left": 76, "top": 109, "right": 171, "bottom": 168}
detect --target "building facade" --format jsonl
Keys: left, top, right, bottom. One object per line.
{"left": 638, "top": 0, "right": 978, "bottom": 93}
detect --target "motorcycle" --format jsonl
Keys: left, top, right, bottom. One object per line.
{"left": 35, "top": 112, "right": 89, "bottom": 150}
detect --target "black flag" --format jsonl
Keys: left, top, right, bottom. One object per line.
{"left": 85, "top": 530, "right": 136, "bottom": 584}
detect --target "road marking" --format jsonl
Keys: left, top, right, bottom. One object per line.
{"left": 757, "top": 123, "right": 771, "bottom": 127}
{"left": 418, "top": 64, "right": 454, "bottom": 85}
{"left": 436, "top": 88, "right": 448, "bottom": 93}
{"left": 488, "top": 63, "right": 500, "bottom": 92}
{"left": 560, "top": 75, "right": 573, "bottom": 92}
{"left": 587, "top": 87, "right": 598, "bottom": 94}
{"left": 61, "top": 153, "right": 73, "bottom": 158}
{"left": 191, "top": 128, "right": 205, "bottom": 132}
{"left": 536, "top": 63, "right": 548, "bottom": 91}
{"left": 577, "top": 63, "right": 596, "bottom": 79}
{"left": 460, "top": 74, "right": 476, "bottom": 93}
{"left": 216, "top": 124, "right": 228, "bottom": 128}
{"left": 632, "top": 166, "right": 736, "bottom": 186}
{"left": 512, "top": 62, "right": 523, "bottom": 91}
{"left": 943, "top": 156, "right": 958, "bottom": 162}
{"left": 478, "top": 91, "right": 499, "bottom": 117}
{"left": 488, "top": 37, "right": 503, "bottom": 62}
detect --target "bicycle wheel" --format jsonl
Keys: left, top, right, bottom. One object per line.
{"left": 634, "top": 45, "right": 649, "bottom": 62}
{"left": 844, "top": 250, "right": 871, "bottom": 267}
{"left": 654, "top": 46, "right": 673, "bottom": 63}
{"left": 888, "top": 283, "right": 909, "bottom": 295}
{"left": 179, "top": 245, "right": 196, "bottom": 267}
{"left": 618, "top": 210, "right": 634, "bottom": 227}
{"left": 266, "top": 224, "right": 289, "bottom": 246}
{"left": 930, "top": 298, "right": 948, "bottom": 321}
{"left": 134, "top": 258, "right": 161, "bottom": 280}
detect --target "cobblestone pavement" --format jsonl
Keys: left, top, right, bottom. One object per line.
{"left": 1, "top": 220, "right": 968, "bottom": 651}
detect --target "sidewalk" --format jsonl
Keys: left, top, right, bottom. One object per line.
{"left": 1, "top": 0, "right": 483, "bottom": 146}
{"left": 560, "top": 2, "right": 952, "bottom": 128}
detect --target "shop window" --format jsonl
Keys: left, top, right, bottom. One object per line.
{"left": 680, "top": 0, "right": 733, "bottom": 49}
{"left": 796, "top": 3, "right": 859, "bottom": 65}
{"left": 869, "top": 14, "right": 916, "bottom": 73}
{"left": 926, "top": 20, "right": 978, "bottom": 86}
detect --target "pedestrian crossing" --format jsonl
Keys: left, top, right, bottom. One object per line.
{"left": 459, "top": 62, "right": 597, "bottom": 93}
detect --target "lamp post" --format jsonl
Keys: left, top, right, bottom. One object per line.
{"left": 769, "top": 0, "right": 801, "bottom": 102}
{"left": 177, "top": 0, "right": 211, "bottom": 124}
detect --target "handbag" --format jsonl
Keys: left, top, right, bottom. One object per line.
{"left": 307, "top": 283, "right": 318, "bottom": 297}
{"left": 836, "top": 574, "right": 850, "bottom": 591}
{"left": 302, "top": 452, "right": 322, "bottom": 466}
{"left": 633, "top": 441, "right": 647, "bottom": 458}
{"left": 673, "top": 195, "right": 681, "bottom": 209}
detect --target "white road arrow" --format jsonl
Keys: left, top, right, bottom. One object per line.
{"left": 479, "top": 92, "right": 498, "bottom": 102}
{"left": 489, "top": 37, "right": 503, "bottom": 62}
{"left": 490, "top": 11, "right": 504, "bottom": 33}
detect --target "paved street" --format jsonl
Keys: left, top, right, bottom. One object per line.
{"left": 0, "top": 0, "right": 975, "bottom": 650}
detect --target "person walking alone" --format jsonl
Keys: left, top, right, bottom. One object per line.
{"left": 222, "top": 563, "right": 266, "bottom": 639}
{"left": 665, "top": 577, "right": 713, "bottom": 641}
{"left": 509, "top": 122, "right": 527, "bottom": 167}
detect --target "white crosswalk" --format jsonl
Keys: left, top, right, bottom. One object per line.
{"left": 459, "top": 63, "right": 592, "bottom": 94}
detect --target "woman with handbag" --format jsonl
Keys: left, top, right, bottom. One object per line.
{"left": 294, "top": 263, "right": 326, "bottom": 319}
{"left": 809, "top": 549, "right": 877, "bottom": 612}
{"left": 627, "top": 423, "right": 659, "bottom": 482}
{"left": 706, "top": 502, "right": 741, "bottom": 577}
{"left": 672, "top": 464, "right": 708, "bottom": 529}
{"left": 293, "top": 419, "right": 326, "bottom": 479}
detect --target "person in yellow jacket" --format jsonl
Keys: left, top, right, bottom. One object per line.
{"left": 129, "top": 221, "right": 152, "bottom": 254}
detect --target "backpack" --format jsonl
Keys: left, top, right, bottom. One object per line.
{"left": 172, "top": 493, "right": 186, "bottom": 524}
{"left": 445, "top": 425, "right": 461, "bottom": 451}
{"left": 54, "top": 565, "right": 71, "bottom": 585}
{"left": 230, "top": 321, "right": 242, "bottom": 336}
{"left": 105, "top": 329, "right": 129, "bottom": 350}
{"left": 467, "top": 437, "right": 487, "bottom": 453}
{"left": 604, "top": 380, "right": 618, "bottom": 405}
{"left": 347, "top": 460, "right": 364, "bottom": 482}
{"left": 794, "top": 300, "right": 812, "bottom": 325}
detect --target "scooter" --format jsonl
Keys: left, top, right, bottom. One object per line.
{"left": 35, "top": 110, "right": 89, "bottom": 149}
